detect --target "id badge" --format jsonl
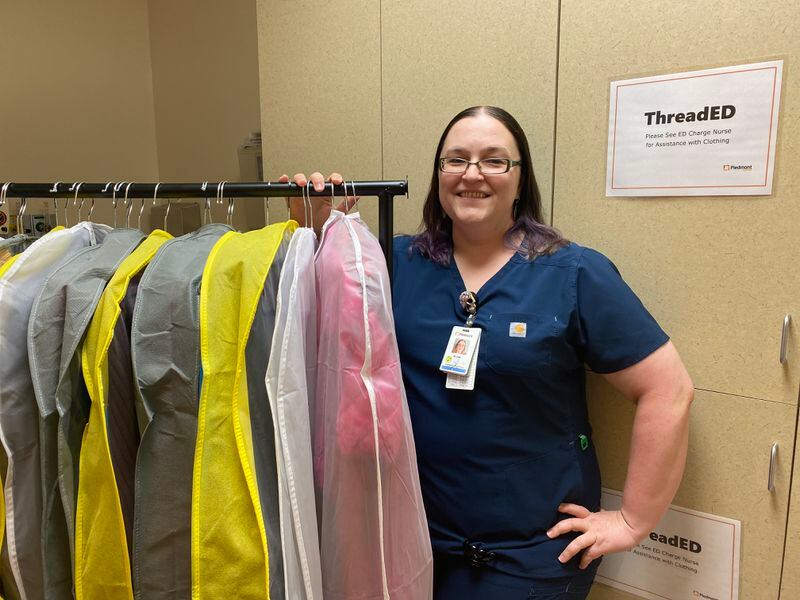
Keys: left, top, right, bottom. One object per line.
{"left": 439, "top": 326, "right": 480, "bottom": 375}
{"left": 445, "top": 339, "right": 479, "bottom": 390}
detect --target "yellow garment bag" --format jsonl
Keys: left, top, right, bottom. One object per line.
{"left": 192, "top": 222, "right": 296, "bottom": 600}
{"left": 75, "top": 230, "right": 172, "bottom": 600}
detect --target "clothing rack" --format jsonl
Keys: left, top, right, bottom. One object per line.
{"left": 0, "top": 180, "right": 407, "bottom": 278}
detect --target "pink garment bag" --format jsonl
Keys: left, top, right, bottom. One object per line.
{"left": 314, "top": 211, "right": 432, "bottom": 599}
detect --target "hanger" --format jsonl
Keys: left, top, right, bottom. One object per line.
{"left": 73, "top": 182, "right": 85, "bottom": 223}
{"left": 138, "top": 195, "right": 146, "bottom": 230}
{"left": 203, "top": 181, "right": 211, "bottom": 225}
{"left": 50, "top": 181, "right": 63, "bottom": 227}
{"left": 304, "top": 181, "right": 312, "bottom": 228}
{"left": 124, "top": 182, "right": 135, "bottom": 228}
{"left": 112, "top": 182, "right": 127, "bottom": 228}
{"left": 151, "top": 183, "right": 165, "bottom": 233}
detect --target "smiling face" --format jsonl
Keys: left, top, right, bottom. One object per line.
{"left": 438, "top": 113, "right": 522, "bottom": 239}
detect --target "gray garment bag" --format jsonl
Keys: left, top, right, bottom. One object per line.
{"left": 245, "top": 238, "right": 289, "bottom": 600}
{"left": 130, "top": 224, "right": 231, "bottom": 600}
{"left": 30, "top": 227, "right": 144, "bottom": 598}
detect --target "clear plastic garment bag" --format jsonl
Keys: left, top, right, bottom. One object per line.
{"left": 265, "top": 226, "right": 324, "bottom": 600}
{"left": 314, "top": 211, "right": 433, "bottom": 600}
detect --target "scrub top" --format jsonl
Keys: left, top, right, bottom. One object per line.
{"left": 392, "top": 236, "right": 669, "bottom": 580}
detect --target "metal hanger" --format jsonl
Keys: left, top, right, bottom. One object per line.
{"left": 50, "top": 181, "right": 63, "bottom": 227}
{"left": 151, "top": 183, "right": 163, "bottom": 232}
{"left": 112, "top": 182, "right": 127, "bottom": 228}
{"left": 124, "top": 182, "right": 135, "bottom": 228}
{"left": 16, "top": 197, "right": 28, "bottom": 237}
{"left": 73, "top": 182, "right": 85, "bottom": 223}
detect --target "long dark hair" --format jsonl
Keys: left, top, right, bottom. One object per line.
{"left": 411, "top": 106, "right": 567, "bottom": 265}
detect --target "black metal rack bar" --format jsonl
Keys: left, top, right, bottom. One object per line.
{"left": 0, "top": 180, "right": 404, "bottom": 278}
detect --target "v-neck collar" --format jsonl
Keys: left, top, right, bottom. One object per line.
{"left": 448, "top": 249, "right": 524, "bottom": 302}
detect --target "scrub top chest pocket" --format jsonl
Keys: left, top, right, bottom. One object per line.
{"left": 483, "top": 312, "right": 558, "bottom": 377}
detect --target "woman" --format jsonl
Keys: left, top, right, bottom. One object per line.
{"left": 284, "top": 106, "right": 693, "bottom": 599}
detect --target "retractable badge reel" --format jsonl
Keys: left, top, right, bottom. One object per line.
{"left": 440, "top": 290, "right": 481, "bottom": 390}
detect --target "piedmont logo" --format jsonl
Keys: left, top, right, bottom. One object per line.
{"left": 723, "top": 164, "right": 753, "bottom": 171}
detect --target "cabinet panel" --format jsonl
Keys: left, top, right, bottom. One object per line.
{"left": 256, "top": 0, "right": 382, "bottom": 231}
{"left": 779, "top": 405, "right": 800, "bottom": 599}
{"left": 553, "top": 0, "right": 800, "bottom": 404}
{"left": 381, "top": 0, "right": 559, "bottom": 236}
{"left": 587, "top": 378, "right": 795, "bottom": 599}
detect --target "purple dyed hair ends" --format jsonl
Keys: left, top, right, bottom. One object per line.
{"left": 410, "top": 106, "right": 567, "bottom": 265}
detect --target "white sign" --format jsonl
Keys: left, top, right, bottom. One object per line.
{"left": 606, "top": 60, "right": 782, "bottom": 196}
{"left": 596, "top": 489, "right": 741, "bottom": 600}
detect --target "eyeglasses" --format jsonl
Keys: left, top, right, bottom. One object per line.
{"left": 439, "top": 157, "right": 521, "bottom": 174}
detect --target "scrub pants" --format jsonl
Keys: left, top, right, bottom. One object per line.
{"left": 433, "top": 554, "right": 597, "bottom": 600}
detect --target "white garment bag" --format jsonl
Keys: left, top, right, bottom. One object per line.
{"left": 265, "top": 227, "right": 324, "bottom": 600}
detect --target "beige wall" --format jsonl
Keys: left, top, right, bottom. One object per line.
{"left": 257, "top": 1, "right": 800, "bottom": 598}
{"left": 1, "top": 0, "right": 263, "bottom": 232}
{"left": 147, "top": 0, "right": 264, "bottom": 229}
{"left": 0, "top": 0, "right": 159, "bottom": 226}
{"left": 551, "top": 2, "right": 800, "bottom": 598}
{"left": 256, "top": 0, "right": 558, "bottom": 236}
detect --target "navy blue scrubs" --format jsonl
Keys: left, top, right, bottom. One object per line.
{"left": 392, "top": 236, "right": 669, "bottom": 598}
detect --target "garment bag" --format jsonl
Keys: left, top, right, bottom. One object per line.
{"left": 74, "top": 230, "right": 172, "bottom": 599}
{"left": 314, "top": 212, "right": 433, "bottom": 599}
{"left": 265, "top": 227, "right": 324, "bottom": 600}
{"left": 45, "top": 228, "right": 146, "bottom": 573}
{"left": 130, "top": 223, "right": 231, "bottom": 600}
{"left": 192, "top": 221, "right": 295, "bottom": 600}
{"left": 0, "top": 222, "right": 109, "bottom": 600}
{"left": 246, "top": 237, "right": 289, "bottom": 600}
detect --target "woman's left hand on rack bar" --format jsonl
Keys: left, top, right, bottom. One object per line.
{"left": 279, "top": 172, "right": 359, "bottom": 232}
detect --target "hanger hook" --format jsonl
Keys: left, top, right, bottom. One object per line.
{"left": 163, "top": 200, "right": 172, "bottom": 233}
{"left": 206, "top": 182, "right": 218, "bottom": 225}
{"left": 349, "top": 180, "right": 357, "bottom": 213}
{"left": 113, "top": 182, "right": 127, "bottom": 228}
{"left": 307, "top": 181, "right": 315, "bottom": 228}
{"left": 73, "top": 182, "right": 84, "bottom": 222}
{"left": 150, "top": 183, "right": 162, "bottom": 231}
{"left": 138, "top": 197, "right": 146, "bottom": 230}
{"left": 17, "top": 198, "right": 28, "bottom": 235}
{"left": 87, "top": 196, "right": 96, "bottom": 222}
{"left": 300, "top": 180, "right": 308, "bottom": 227}
{"left": 124, "top": 182, "right": 135, "bottom": 228}
{"left": 0, "top": 182, "right": 10, "bottom": 208}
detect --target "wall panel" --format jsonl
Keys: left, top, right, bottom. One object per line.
{"left": 381, "top": 0, "right": 560, "bottom": 236}
{"left": 0, "top": 0, "right": 159, "bottom": 226}
{"left": 256, "top": 0, "right": 382, "bottom": 232}
{"left": 148, "top": 0, "right": 263, "bottom": 229}
{"left": 553, "top": 0, "right": 800, "bottom": 405}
